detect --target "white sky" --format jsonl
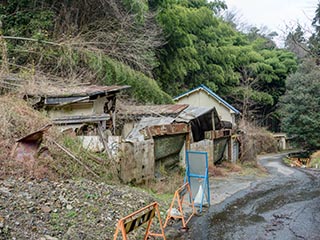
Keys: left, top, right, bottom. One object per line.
{"left": 223, "top": 0, "right": 318, "bottom": 45}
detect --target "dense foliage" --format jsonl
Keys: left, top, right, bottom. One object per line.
{"left": 279, "top": 2, "right": 320, "bottom": 151}
{"left": 153, "top": 0, "right": 297, "bottom": 122}
{"left": 0, "top": 0, "right": 306, "bottom": 128}
{"left": 0, "top": 0, "right": 169, "bottom": 103}
{"left": 280, "top": 60, "right": 320, "bottom": 150}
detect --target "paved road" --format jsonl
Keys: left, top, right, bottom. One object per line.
{"left": 187, "top": 154, "right": 320, "bottom": 240}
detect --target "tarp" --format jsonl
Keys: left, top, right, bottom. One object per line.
{"left": 214, "top": 138, "right": 228, "bottom": 164}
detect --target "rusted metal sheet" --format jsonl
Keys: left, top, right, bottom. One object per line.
{"left": 175, "top": 106, "right": 215, "bottom": 123}
{"left": 119, "top": 103, "right": 189, "bottom": 116}
{"left": 12, "top": 124, "right": 51, "bottom": 162}
{"left": 52, "top": 114, "right": 110, "bottom": 124}
{"left": 214, "top": 138, "right": 229, "bottom": 164}
{"left": 16, "top": 124, "right": 51, "bottom": 142}
{"left": 205, "top": 129, "right": 231, "bottom": 140}
{"left": 12, "top": 141, "right": 39, "bottom": 163}
{"left": 125, "top": 117, "right": 175, "bottom": 142}
{"left": 154, "top": 134, "right": 186, "bottom": 169}
{"left": 141, "top": 123, "right": 189, "bottom": 139}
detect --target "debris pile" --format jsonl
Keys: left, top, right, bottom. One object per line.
{"left": 288, "top": 157, "right": 310, "bottom": 168}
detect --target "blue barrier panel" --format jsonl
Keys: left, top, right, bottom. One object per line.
{"left": 185, "top": 150, "right": 210, "bottom": 213}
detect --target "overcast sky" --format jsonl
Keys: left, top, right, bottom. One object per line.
{"left": 223, "top": 0, "right": 319, "bottom": 44}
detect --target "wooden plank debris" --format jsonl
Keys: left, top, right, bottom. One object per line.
{"left": 50, "top": 139, "right": 99, "bottom": 178}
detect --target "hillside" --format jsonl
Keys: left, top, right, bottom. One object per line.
{"left": 0, "top": 0, "right": 298, "bottom": 129}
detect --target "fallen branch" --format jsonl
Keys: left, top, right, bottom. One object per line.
{"left": 2, "top": 36, "right": 61, "bottom": 47}
{"left": 50, "top": 138, "right": 99, "bottom": 179}
{"left": 87, "top": 152, "right": 105, "bottom": 164}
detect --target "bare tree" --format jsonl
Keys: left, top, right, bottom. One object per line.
{"left": 52, "top": 0, "right": 164, "bottom": 75}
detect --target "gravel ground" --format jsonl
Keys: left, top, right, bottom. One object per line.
{"left": 0, "top": 163, "right": 270, "bottom": 240}
{"left": 0, "top": 178, "right": 168, "bottom": 240}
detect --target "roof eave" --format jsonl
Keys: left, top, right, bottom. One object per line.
{"left": 174, "top": 84, "right": 240, "bottom": 114}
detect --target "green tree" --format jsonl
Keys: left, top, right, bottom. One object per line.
{"left": 153, "top": 0, "right": 297, "bottom": 127}
{"left": 229, "top": 43, "right": 297, "bottom": 121}
{"left": 280, "top": 59, "right": 320, "bottom": 150}
{"left": 154, "top": 0, "right": 238, "bottom": 95}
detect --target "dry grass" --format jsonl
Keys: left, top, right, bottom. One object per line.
{"left": 0, "top": 95, "right": 51, "bottom": 141}
{"left": 240, "top": 160, "right": 268, "bottom": 176}
{"left": 310, "top": 150, "right": 320, "bottom": 168}
{"left": 140, "top": 171, "right": 184, "bottom": 196}
{"left": 208, "top": 162, "right": 242, "bottom": 177}
{"left": 220, "top": 161, "right": 243, "bottom": 172}
{"left": 311, "top": 150, "right": 320, "bottom": 160}
{"left": 0, "top": 95, "right": 52, "bottom": 178}
{"left": 0, "top": 94, "right": 121, "bottom": 183}
{"left": 0, "top": 72, "right": 91, "bottom": 97}
{"left": 238, "top": 120, "right": 277, "bottom": 163}
{"left": 209, "top": 160, "right": 268, "bottom": 178}
{"left": 208, "top": 165, "right": 226, "bottom": 177}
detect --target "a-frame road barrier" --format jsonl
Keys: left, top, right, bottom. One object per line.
{"left": 163, "top": 182, "right": 196, "bottom": 229}
{"left": 113, "top": 202, "right": 166, "bottom": 240}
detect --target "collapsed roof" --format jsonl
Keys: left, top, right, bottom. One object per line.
{"left": 25, "top": 85, "right": 130, "bottom": 107}
{"left": 124, "top": 105, "right": 225, "bottom": 143}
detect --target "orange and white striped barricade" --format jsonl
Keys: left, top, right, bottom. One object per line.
{"left": 163, "top": 182, "right": 196, "bottom": 229}
{"left": 113, "top": 202, "right": 166, "bottom": 240}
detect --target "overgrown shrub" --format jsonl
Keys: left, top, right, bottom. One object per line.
{"left": 310, "top": 150, "right": 320, "bottom": 168}
{"left": 238, "top": 120, "right": 278, "bottom": 163}
{"left": 0, "top": 0, "right": 171, "bottom": 105}
{"left": 87, "top": 54, "right": 173, "bottom": 104}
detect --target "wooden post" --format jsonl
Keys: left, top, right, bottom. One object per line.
{"left": 227, "top": 137, "right": 232, "bottom": 161}
{"left": 185, "top": 125, "right": 191, "bottom": 150}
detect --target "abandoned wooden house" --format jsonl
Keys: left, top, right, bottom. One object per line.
{"left": 117, "top": 102, "right": 233, "bottom": 183}
{"left": 24, "top": 84, "right": 130, "bottom": 152}
{"left": 117, "top": 103, "right": 190, "bottom": 183}
{"left": 174, "top": 84, "right": 241, "bottom": 162}
{"left": 20, "top": 84, "right": 240, "bottom": 183}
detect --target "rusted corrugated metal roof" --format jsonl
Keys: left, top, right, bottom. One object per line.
{"left": 125, "top": 117, "right": 175, "bottom": 142}
{"left": 175, "top": 106, "right": 215, "bottom": 123}
{"left": 52, "top": 114, "right": 110, "bottom": 124}
{"left": 16, "top": 124, "right": 52, "bottom": 142}
{"left": 119, "top": 104, "right": 189, "bottom": 116}
{"left": 27, "top": 85, "right": 130, "bottom": 97}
